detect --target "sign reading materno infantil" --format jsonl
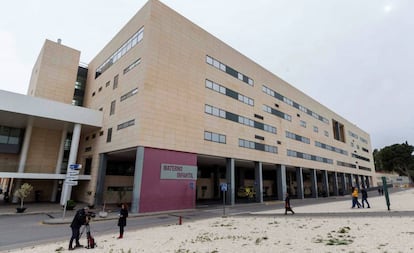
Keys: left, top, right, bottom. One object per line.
{"left": 160, "top": 164, "right": 197, "bottom": 180}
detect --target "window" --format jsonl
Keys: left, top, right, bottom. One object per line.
{"left": 286, "top": 131, "right": 310, "bottom": 144}
{"left": 113, "top": 75, "right": 119, "bottom": 89}
{"left": 110, "top": 100, "right": 116, "bottom": 115}
{"left": 120, "top": 88, "right": 138, "bottom": 101}
{"left": 300, "top": 120, "right": 306, "bottom": 128}
{"left": 262, "top": 84, "right": 329, "bottom": 125}
{"left": 123, "top": 58, "right": 141, "bottom": 74}
{"left": 95, "top": 27, "right": 144, "bottom": 78}
{"left": 332, "top": 119, "right": 345, "bottom": 142}
{"left": 106, "top": 128, "right": 112, "bottom": 143}
{"left": 106, "top": 81, "right": 110, "bottom": 87}
{"left": 206, "top": 55, "right": 253, "bottom": 86}
{"left": 239, "top": 138, "right": 277, "bottom": 153}
{"left": 205, "top": 79, "right": 254, "bottom": 106}
{"left": 254, "top": 114, "right": 263, "bottom": 120}
{"left": 204, "top": 131, "right": 226, "bottom": 144}
{"left": 313, "top": 126, "right": 318, "bottom": 133}
{"left": 262, "top": 105, "right": 291, "bottom": 122}
{"left": 287, "top": 149, "right": 333, "bottom": 164}
{"left": 315, "top": 141, "right": 348, "bottom": 156}
{"left": 117, "top": 119, "right": 135, "bottom": 130}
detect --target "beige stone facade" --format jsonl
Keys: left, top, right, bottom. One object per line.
{"left": 81, "top": 0, "right": 375, "bottom": 188}
{"left": 0, "top": 0, "right": 376, "bottom": 208}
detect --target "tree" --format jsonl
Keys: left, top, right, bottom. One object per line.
{"left": 14, "top": 183, "right": 33, "bottom": 209}
{"left": 374, "top": 142, "right": 414, "bottom": 183}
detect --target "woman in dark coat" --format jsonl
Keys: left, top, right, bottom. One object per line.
{"left": 117, "top": 203, "right": 129, "bottom": 239}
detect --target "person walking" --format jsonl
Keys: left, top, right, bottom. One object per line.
{"left": 361, "top": 187, "right": 371, "bottom": 208}
{"left": 69, "top": 207, "right": 88, "bottom": 250}
{"left": 284, "top": 192, "right": 295, "bottom": 215}
{"left": 351, "top": 187, "right": 361, "bottom": 208}
{"left": 117, "top": 203, "right": 129, "bottom": 239}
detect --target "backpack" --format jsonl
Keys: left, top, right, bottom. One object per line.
{"left": 87, "top": 233, "right": 96, "bottom": 249}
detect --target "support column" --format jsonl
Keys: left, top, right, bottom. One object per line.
{"left": 51, "top": 125, "right": 68, "bottom": 202}
{"left": 254, "top": 162, "right": 263, "bottom": 203}
{"left": 340, "top": 173, "right": 346, "bottom": 195}
{"left": 360, "top": 175, "right": 365, "bottom": 188}
{"left": 95, "top": 153, "right": 108, "bottom": 207}
{"left": 17, "top": 117, "right": 33, "bottom": 173}
{"left": 310, "top": 169, "right": 318, "bottom": 198}
{"left": 276, "top": 164, "right": 286, "bottom": 201}
{"left": 226, "top": 158, "right": 235, "bottom": 205}
{"left": 131, "top": 147, "right": 144, "bottom": 213}
{"left": 60, "top": 123, "right": 82, "bottom": 205}
{"left": 365, "top": 176, "right": 371, "bottom": 188}
{"left": 296, "top": 167, "right": 304, "bottom": 199}
{"left": 333, "top": 172, "right": 339, "bottom": 196}
{"left": 13, "top": 117, "right": 34, "bottom": 203}
{"left": 355, "top": 174, "right": 360, "bottom": 189}
{"left": 322, "top": 170, "right": 329, "bottom": 197}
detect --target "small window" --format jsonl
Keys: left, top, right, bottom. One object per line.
{"left": 110, "top": 100, "right": 116, "bottom": 115}
{"left": 300, "top": 120, "right": 306, "bottom": 128}
{"left": 113, "top": 74, "right": 119, "bottom": 89}
{"left": 255, "top": 135, "right": 264, "bottom": 141}
{"left": 254, "top": 114, "right": 263, "bottom": 120}
{"left": 106, "top": 128, "right": 112, "bottom": 143}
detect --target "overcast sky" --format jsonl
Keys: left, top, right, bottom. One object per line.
{"left": 0, "top": 0, "right": 412, "bottom": 150}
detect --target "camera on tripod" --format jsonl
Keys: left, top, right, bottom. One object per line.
{"left": 86, "top": 211, "right": 96, "bottom": 219}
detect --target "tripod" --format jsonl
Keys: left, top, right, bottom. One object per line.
{"left": 80, "top": 222, "right": 96, "bottom": 249}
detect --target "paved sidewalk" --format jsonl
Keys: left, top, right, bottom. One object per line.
{"left": 0, "top": 196, "right": 196, "bottom": 224}
{"left": 0, "top": 187, "right": 411, "bottom": 223}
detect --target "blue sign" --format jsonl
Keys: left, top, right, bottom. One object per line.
{"left": 189, "top": 182, "right": 195, "bottom": 190}
{"left": 220, "top": 183, "right": 227, "bottom": 192}
{"left": 69, "top": 164, "right": 82, "bottom": 170}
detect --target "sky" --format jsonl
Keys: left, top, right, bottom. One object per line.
{"left": 0, "top": 0, "right": 413, "bottom": 150}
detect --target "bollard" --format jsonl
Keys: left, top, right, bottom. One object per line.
{"left": 179, "top": 216, "right": 182, "bottom": 225}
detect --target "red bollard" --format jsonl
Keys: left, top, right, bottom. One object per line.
{"left": 178, "top": 216, "right": 182, "bottom": 225}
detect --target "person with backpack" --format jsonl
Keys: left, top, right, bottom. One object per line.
{"left": 69, "top": 207, "right": 88, "bottom": 250}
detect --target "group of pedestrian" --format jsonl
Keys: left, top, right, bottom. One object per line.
{"left": 68, "top": 203, "right": 129, "bottom": 250}
{"left": 351, "top": 186, "right": 371, "bottom": 209}
{"left": 284, "top": 185, "right": 373, "bottom": 216}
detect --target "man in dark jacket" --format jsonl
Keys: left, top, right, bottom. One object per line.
{"left": 361, "top": 187, "right": 371, "bottom": 208}
{"left": 69, "top": 207, "right": 88, "bottom": 250}
{"left": 284, "top": 192, "right": 295, "bottom": 215}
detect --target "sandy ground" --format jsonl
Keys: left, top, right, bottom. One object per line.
{"left": 2, "top": 189, "right": 414, "bottom": 253}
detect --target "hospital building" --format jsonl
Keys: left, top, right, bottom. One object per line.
{"left": 0, "top": 0, "right": 376, "bottom": 213}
